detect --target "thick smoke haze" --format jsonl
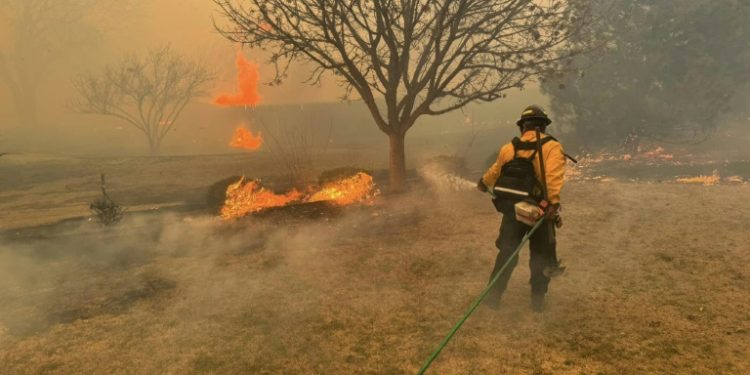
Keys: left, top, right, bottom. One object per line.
{"left": 0, "top": 0, "right": 545, "bottom": 156}
{"left": 1, "top": 2, "right": 749, "bottom": 373}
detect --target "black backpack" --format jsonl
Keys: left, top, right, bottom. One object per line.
{"left": 492, "top": 136, "right": 557, "bottom": 214}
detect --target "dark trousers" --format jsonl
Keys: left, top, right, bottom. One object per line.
{"left": 487, "top": 214, "right": 556, "bottom": 300}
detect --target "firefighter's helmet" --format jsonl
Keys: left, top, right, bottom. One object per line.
{"left": 516, "top": 105, "right": 552, "bottom": 127}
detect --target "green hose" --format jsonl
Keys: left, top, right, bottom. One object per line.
{"left": 416, "top": 217, "right": 546, "bottom": 374}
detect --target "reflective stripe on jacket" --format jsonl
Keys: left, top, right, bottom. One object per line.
{"left": 482, "top": 131, "right": 566, "bottom": 204}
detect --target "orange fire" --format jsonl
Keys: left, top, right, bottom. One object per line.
{"left": 308, "top": 172, "right": 379, "bottom": 206}
{"left": 221, "top": 178, "right": 303, "bottom": 219}
{"left": 214, "top": 51, "right": 261, "bottom": 107}
{"left": 259, "top": 23, "right": 273, "bottom": 32}
{"left": 676, "top": 170, "right": 721, "bottom": 186}
{"left": 229, "top": 126, "right": 263, "bottom": 151}
{"left": 221, "top": 172, "right": 380, "bottom": 220}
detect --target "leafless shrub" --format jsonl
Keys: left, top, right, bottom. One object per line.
{"left": 259, "top": 117, "right": 334, "bottom": 189}
{"left": 90, "top": 174, "right": 125, "bottom": 226}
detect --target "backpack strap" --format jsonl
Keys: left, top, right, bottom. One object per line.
{"left": 537, "top": 136, "right": 578, "bottom": 163}
{"left": 511, "top": 137, "right": 537, "bottom": 160}
{"left": 514, "top": 141, "right": 538, "bottom": 151}
{"left": 510, "top": 137, "right": 522, "bottom": 157}
{"left": 512, "top": 135, "right": 566, "bottom": 162}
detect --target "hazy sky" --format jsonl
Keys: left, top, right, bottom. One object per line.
{"left": 108, "top": 0, "right": 350, "bottom": 105}
{"left": 0, "top": 0, "right": 545, "bottom": 155}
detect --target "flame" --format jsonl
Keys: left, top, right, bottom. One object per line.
{"left": 214, "top": 51, "right": 261, "bottom": 107}
{"left": 229, "top": 125, "right": 263, "bottom": 151}
{"left": 642, "top": 147, "right": 674, "bottom": 161}
{"left": 220, "top": 172, "right": 379, "bottom": 220}
{"left": 220, "top": 177, "right": 303, "bottom": 219}
{"left": 676, "top": 170, "right": 720, "bottom": 186}
{"left": 308, "top": 172, "right": 379, "bottom": 206}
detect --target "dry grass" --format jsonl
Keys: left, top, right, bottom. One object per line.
{"left": 0, "top": 151, "right": 379, "bottom": 230}
{"left": 0, "top": 159, "right": 748, "bottom": 374}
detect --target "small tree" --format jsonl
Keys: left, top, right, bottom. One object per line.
{"left": 214, "top": 0, "right": 593, "bottom": 190}
{"left": 74, "top": 46, "right": 214, "bottom": 153}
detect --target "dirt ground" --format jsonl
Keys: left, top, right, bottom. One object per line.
{"left": 1, "top": 154, "right": 749, "bottom": 374}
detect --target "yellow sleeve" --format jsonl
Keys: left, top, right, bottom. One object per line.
{"left": 482, "top": 144, "right": 512, "bottom": 188}
{"left": 544, "top": 141, "right": 566, "bottom": 204}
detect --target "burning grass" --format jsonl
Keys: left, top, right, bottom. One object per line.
{"left": 565, "top": 145, "right": 750, "bottom": 185}
{"left": 307, "top": 172, "right": 379, "bottom": 206}
{"left": 220, "top": 177, "right": 303, "bottom": 219}
{"left": 220, "top": 172, "right": 379, "bottom": 220}
{"left": 675, "top": 170, "right": 721, "bottom": 186}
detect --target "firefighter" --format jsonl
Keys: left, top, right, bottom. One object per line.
{"left": 477, "top": 105, "right": 566, "bottom": 312}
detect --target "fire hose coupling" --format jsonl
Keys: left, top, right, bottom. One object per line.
{"left": 476, "top": 179, "right": 496, "bottom": 199}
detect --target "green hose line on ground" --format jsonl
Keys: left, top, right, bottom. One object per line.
{"left": 416, "top": 217, "right": 546, "bottom": 375}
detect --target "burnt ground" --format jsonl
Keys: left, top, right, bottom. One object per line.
{"left": 1, "top": 157, "right": 748, "bottom": 375}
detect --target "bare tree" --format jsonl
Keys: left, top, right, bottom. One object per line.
{"left": 74, "top": 46, "right": 214, "bottom": 153}
{"left": 214, "top": 0, "right": 593, "bottom": 190}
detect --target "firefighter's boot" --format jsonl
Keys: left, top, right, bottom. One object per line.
{"left": 543, "top": 259, "right": 566, "bottom": 278}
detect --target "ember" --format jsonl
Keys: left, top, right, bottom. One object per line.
{"left": 229, "top": 125, "right": 263, "bottom": 151}
{"left": 642, "top": 147, "right": 674, "bottom": 161}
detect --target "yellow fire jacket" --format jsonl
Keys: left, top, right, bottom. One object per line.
{"left": 482, "top": 131, "right": 566, "bottom": 204}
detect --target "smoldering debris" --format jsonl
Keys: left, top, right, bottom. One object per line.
{"left": 0, "top": 213, "right": 232, "bottom": 337}
{"left": 0, "top": 193, "right": 429, "bottom": 341}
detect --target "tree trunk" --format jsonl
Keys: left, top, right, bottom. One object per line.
{"left": 388, "top": 132, "right": 407, "bottom": 192}
{"left": 147, "top": 134, "right": 161, "bottom": 155}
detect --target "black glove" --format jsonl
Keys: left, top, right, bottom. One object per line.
{"left": 476, "top": 179, "right": 488, "bottom": 192}
{"left": 545, "top": 203, "right": 562, "bottom": 227}
{"left": 554, "top": 215, "right": 563, "bottom": 228}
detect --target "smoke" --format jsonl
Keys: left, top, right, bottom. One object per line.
{"left": 213, "top": 50, "right": 262, "bottom": 107}
{"left": 0, "top": 213, "right": 226, "bottom": 337}
{"left": 0, "top": 201, "right": 417, "bottom": 342}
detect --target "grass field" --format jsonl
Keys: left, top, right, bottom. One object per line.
{"left": 0, "top": 152, "right": 748, "bottom": 374}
